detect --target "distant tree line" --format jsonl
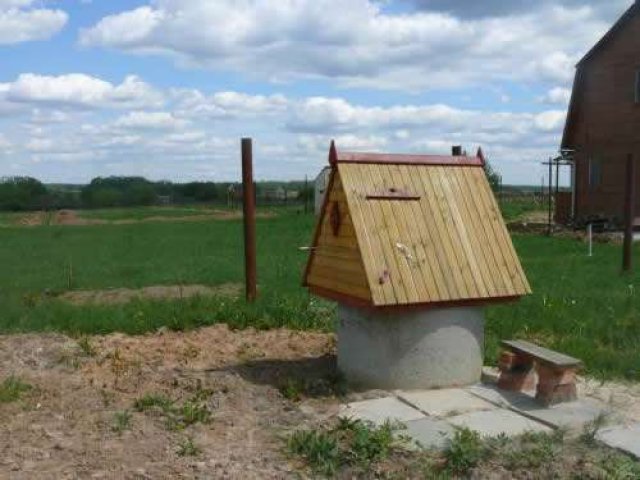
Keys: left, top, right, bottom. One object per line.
{"left": 0, "top": 176, "right": 314, "bottom": 211}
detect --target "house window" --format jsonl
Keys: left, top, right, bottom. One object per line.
{"left": 588, "top": 157, "right": 602, "bottom": 190}
{"left": 635, "top": 69, "right": 640, "bottom": 103}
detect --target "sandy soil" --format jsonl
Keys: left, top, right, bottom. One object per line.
{"left": 59, "top": 284, "right": 243, "bottom": 306}
{"left": 1, "top": 328, "right": 639, "bottom": 479}
{"left": 14, "top": 210, "right": 273, "bottom": 227}
{"left": 0, "top": 326, "right": 339, "bottom": 479}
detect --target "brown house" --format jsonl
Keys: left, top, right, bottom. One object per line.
{"left": 562, "top": 1, "right": 640, "bottom": 225}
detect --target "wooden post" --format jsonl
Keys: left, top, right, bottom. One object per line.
{"left": 242, "top": 138, "right": 257, "bottom": 301}
{"left": 548, "top": 159, "right": 553, "bottom": 236}
{"left": 304, "top": 175, "right": 309, "bottom": 214}
{"left": 623, "top": 154, "right": 635, "bottom": 273}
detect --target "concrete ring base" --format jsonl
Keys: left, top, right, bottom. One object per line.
{"left": 337, "top": 305, "right": 485, "bottom": 390}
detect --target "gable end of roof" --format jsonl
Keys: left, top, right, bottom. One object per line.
{"left": 578, "top": 3, "right": 640, "bottom": 67}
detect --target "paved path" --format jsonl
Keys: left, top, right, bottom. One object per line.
{"left": 339, "top": 382, "right": 639, "bottom": 459}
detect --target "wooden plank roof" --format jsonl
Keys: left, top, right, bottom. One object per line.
{"left": 304, "top": 143, "right": 531, "bottom": 308}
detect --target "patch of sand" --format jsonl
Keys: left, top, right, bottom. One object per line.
{"left": 14, "top": 209, "right": 275, "bottom": 227}
{"left": 0, "top": 326, "right": 337, "bottom": 478}
{"left": 59, "top": 283, "right": 243, "bottom": 306}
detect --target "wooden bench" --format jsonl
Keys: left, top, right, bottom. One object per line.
{"left": 497, "top": 340, "right": 583, "bottom": 406}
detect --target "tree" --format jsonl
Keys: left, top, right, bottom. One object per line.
{"left": 0, "top": 177, "right": 48, "bottom": 211}
{"left": 483, "top": 159, "right": 501, "bottom": 192}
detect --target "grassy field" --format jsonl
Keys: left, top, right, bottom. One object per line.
{"left": 0, "top": 205, "right": 639, "bottom": 381}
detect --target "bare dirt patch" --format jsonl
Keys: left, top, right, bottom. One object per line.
{"left": 13, "top": 209, "right": 275, "bottom": 227}
{"left": 0, "top": 326, "right": 339, "bottom": 479}
{"left": 2, "top": 328, "right": 638, "bottom": 478}
{"left": 59, "top": 283, "right": 243, "bottom": 306}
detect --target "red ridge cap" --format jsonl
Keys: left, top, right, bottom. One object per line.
{"left": 335, "top": 151, "right": 484, "bottom": 167}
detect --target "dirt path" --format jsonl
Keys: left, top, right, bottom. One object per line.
{"left": 0, "top": 326, "right": 338, "bottom": 479}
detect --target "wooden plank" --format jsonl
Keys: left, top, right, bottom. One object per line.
{"left": 340, "top": 164, "right": 398, "bottom": 305}
{"left": 360, "top": 164, "right": 411, "bottom": 304}
{"left": 307, "top": 273, "right": 371, "bottom": 300}
{"left": 456, "top": 168, "right": 513, "bottom": 295}
{"left": 404, "top": 165, "right": 463, "bottom": 300}
{"left": 312, "top": 254, "right": 368, "bottom": 277}
{"left": 306, "top": 168, "right": 372, "bottom": 302}
{"left": 366, "top": 163, "right": 421, "bottom": 304}
{"left": 501, "top": 340, "right": 582, "bottom": 368}
{"left": 461, "top": 167, "right": 519, "bottom": 292}
{"left": 465, "top": 168, "right": 530, "bottom": 294}
{"left": 379, "top": 163, "right": 435, "bottom": 302}
{"left": 419, "top": 167, "right": 473, "bottom": 299}
{"left": 394, "top": 164, "right": 450, "bottom": 301}
{"left": 446, "top": 168, "right": 499, "bottom": 297}
{"left": 435, "top": 167, "right": 488, "bottom": 298}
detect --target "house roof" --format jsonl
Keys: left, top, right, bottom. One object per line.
{"left": 563, "top": 3, "right": 640, "bottom": 148}
{"left": 304, "top": 143, "right": 531, "bottom": 308}
{"left": 577, "top": 2, "right": 639, "bottom": 67}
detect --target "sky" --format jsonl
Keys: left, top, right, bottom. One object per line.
{"left": 0, "top": 0, "right": 635, "bottom": 184}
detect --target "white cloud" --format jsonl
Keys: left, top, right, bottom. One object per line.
{"left": 540, "top": 87, "right": 572, "bottom": 105}
{"left": 0, "top": 80, "right": 567, "bottom": 184}
{"left": 534, "top": 110, "right": 566, "bottom": 132}
{"left": 0, "top": 0, "right": 67, "bottom": 44}
{"left": 0, "top": 133, "right": 11, "bottom": 150}
{"left": 113, "top": 111, "right": 188, "bottom": 130}
{"left": 3, "top": 74, "right": 163, "bottom": 109}
{"left": 79, "top": 0, "right": 625, "bottom": 90}
{"left": 174, "top": 89, "right": 288, "bottom": 118}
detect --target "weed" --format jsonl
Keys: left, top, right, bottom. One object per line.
{"left": 177, "top": 438, "right": 200, "bottom": 457}
{"left": 288, "top": 429, "right": 340, "bottom": 477}
{"left": 0, "top": 376, "right": 32, "bottom": 403}
{"left": 581, "top": 412, "right": 609, "bottom": 445}
{"left": 279, "top": 378, "right": 304, "bottom": 402}
{"left": 443, "top": 428, "right": 486, "bottom": 475}
{"left": 505, "top": 431, "right": 559, "bottom": 470}
{"left": 342, "top": 419, "right": 397, "bottom": 467}
{"left": 133, "top": 393, "right": 174, "bottom": 413}
{"left": 287, "top": 418, "right": 406, "bottom": 477}
{"left": 112, "top": 410, "right": 132, "bottom": 434}
{"left": 180, "top": 401, "right": 211, "bottom": 426}
{"left": 77, "top": 336, "right": 96, "bottom": 357}
{"left": 134, "top": 392, "right": 213, "bottom": 431}
{"left": 597, "top": 451, "right": 640, "bottom": 479}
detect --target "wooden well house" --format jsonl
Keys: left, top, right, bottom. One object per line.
{"left": 303, "top": 142, "right": 531, "bottom": 389}
{"left": 304, "top": 142, "right": 531, "bottom": 309}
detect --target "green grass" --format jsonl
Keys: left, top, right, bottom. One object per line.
{"left": 287, "top": 418, "right": 404, "bottom": 477}
{"left": 1, "top": 209, "right": 640, "bottom": 380}
{"left": 499, "top": 196, "right": 543, "bottom": 222}
{"left": 487, "top": 233, "right": 640, "bottom": 380}
{"left": 111, "top": 410, "right": 132, "bottom": 433}
{"left": 0, "top": 376, "right": 32, "bottom": 403}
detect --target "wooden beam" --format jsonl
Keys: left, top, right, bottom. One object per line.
{"left": 623, "top": 153, "right": 635, "bottom": 273}
{"left": 242, "top": 138, "right": 257, "bottom": 301}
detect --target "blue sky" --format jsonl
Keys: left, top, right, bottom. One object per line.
{"left": 0, "top": 0, "right": 634, "bottom": 184}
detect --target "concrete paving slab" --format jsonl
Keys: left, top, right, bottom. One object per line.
{"left": 596, "top": 423, "right": 640, "bottom": 459}
{"left": 466, "top": 384, "right": 539, "bottom": 410}
{"left": 338, "top": 396, "right": 425, "bottom": 426}
{"left": 396, "top": 388, "right": 496, "bottom": 417}
{"left": 404, "top": 417, "right": 455, "bottom": 450}
{"left": 447, "top": 409, "right": 552, "bottom": 438}
{"left": 467, "top": 384, "right": 613, "bottom": 430}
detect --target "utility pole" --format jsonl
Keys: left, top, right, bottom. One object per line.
{"left": 241, "top": 138, "right": 257, "bottom": 301}
{"left": 623, "top": 154, "right": 635, "bottom": 273}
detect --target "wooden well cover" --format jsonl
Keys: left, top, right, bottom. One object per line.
{"left": 303, "top": 142, "right": 531, "bottom": 309}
